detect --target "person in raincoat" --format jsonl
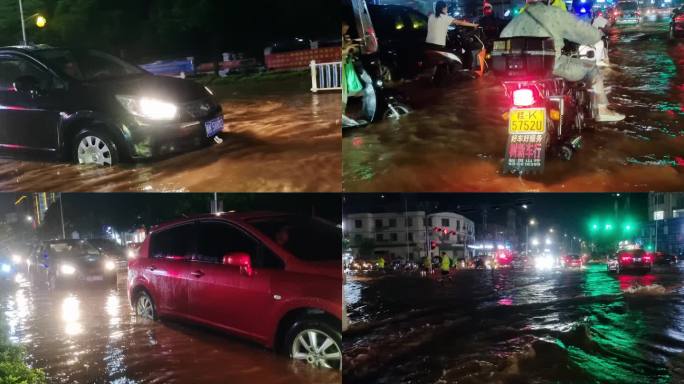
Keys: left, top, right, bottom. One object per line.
{"left": 440, "top": 252, "right": 451, "bottom": 276}
{"left": 501, "top": 0, "right": 624, "bottom": 122}
{"left": 377, "top": 255, "right": 385, "bottom": 270}
{"left": 520, "top": 0, "right": 567, "bottom": 12}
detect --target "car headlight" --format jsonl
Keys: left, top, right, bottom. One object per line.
{"left": 127, "top": 249, "right": 136, "bottom": 259}
{"left": 60, "top": 264, "right": 76, "bottom": 275}
{"left": 1, "top": 264, "right": 10, "bottom": 273}
{"left": 116, "top": 95, "right": 178, "bottom": 121}
{"left": 11, "top": 254, "right": 22, "bottom": 264}
{"left": 105, "top": 260, "right": 116, "bottom": 271}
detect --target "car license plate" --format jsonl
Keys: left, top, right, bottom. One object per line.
{"left": 204, "top": 116, "right": 224, "bottom": 137}
{"left": 509, "top": 108, "right": 546, "bottom": 134}
{"left": 86, "top": 275, "right": 103, "bottom": 282}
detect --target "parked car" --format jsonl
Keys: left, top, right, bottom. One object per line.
{"left": 607, "top": 249, "right": 653, "bottom": 274}
{"left": 614, "top": 1, "right": 641, "bottom": 25}
{"left": 127, "top": 212, "right": 342, "bottom": 370}
{"left": 653, "top": 252, "right": 678, "bottom": 265}
{"left": 29, "top": 239, "right": 118, "bottom": 288}
{"left": 0, "top": 45, "right": 223, "bottom": 166}
{"left": 670, "top": 6, "right": 684, "bottom": 39}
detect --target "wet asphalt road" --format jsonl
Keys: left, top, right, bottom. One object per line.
{"left": 343, "top": 263, "right": 684, "bottom": 384}
{"left": 343, "top": 20, "right": 684, "bottom": 192}
{"left": 0, "top": 271, "right": 340, "bottom": 384}
{"left": 0, "top": 77, "right": 341, "bottom": 192}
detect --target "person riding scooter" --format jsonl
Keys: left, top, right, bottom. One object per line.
{"left": 426, "top": 1, "right": 479, "bottom": 51}
{"left": 500, "top": 0, "right": 625, "bottom": 122}
{"left": 591, "top": 11, "right": 610, "bottom": 66}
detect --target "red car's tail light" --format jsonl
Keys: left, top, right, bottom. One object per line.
{"left": 675, "top": 15, "right": 684, "bottom": 22}
{"left": 643, "top": 255, "right": 653, "bottom": 263}
{"left": 620, "top": 256, "right": 633, "bottom": 263}
{"left": 513, "top": 88, "right": 536, "bottom": 107}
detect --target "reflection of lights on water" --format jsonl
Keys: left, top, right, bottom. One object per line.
{"left": 62, "top": 295, "right": 83, "bottom": 336}
{"left": 104, "top": 291, "right": 126, "bottom": 376}
{"left": 5, "top": 289, "right": 30, "bottom": 343}
{"left": 498, "top": 298, "right": 513, "bottom": 306}
{"left": 105, "top": 291, "right": 121, "bottom": 331}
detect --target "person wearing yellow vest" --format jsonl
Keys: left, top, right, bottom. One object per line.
{"left": 521, "top": 0, "right": 567, "bottom": 12}
{"left": 440, "top": 252, "right": 451, "bottom": 276}
{"left": 377, "top": 256, "right": 385, "bottom": 270}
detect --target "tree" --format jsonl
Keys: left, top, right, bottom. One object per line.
{"left": 357, "top": 238, "right": 376, "bottom": 259}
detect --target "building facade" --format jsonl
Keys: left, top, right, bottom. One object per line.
{"left": 638, "top": 193, "right": 684, "bottom": 255}
{"left": 344, "top": 211, "right": 475, "bottom": 261}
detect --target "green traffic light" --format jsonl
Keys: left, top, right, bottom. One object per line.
{"left": 605, "top": 224, "right": 613, "bottom": 230}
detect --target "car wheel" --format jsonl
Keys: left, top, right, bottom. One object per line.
{"left": 73, "top": 130, "right": 120, "bottom": 166}
{"left": 135, "top": 290, "right": 157, "bottom": 320}
{"left": 285, "top": 318, "right": 342, "bottom": 370}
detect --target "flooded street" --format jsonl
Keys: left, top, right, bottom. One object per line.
{"left": 0, "top": 78, "right": 341, "bottom": 192}
{"left": 343, "top": 21, "right": 684, "bottom": 192}
{"left": 0, "top": 272, "right": 340, "bottom": 384}
{"left": 343, "top": 264, "right": 684, "bottom": 384}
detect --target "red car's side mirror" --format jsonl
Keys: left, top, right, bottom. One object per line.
{"left": 223, "top": 252, "right": 253, "bottom": 277}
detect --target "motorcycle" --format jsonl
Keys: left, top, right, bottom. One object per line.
{"left": 344, "top": 44, "right": 411, "bottom": 125}
{"left": 492, "top": 37, "right": 594, "bottom": 174}
{"left": 419, "top": 27, "right": 482, "bottom": 85}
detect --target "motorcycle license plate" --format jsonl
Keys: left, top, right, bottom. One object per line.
{"left": 509, "top": 108, "right": 546, "bottom": 134}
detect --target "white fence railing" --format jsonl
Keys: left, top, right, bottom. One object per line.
{"left": 310, "top": 60, "right": 342, "bottom": 93}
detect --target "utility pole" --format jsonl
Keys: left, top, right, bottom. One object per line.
{"left": 18, "top": 0, "right": 27, "bottom": 46}
{"left": 59, "top": 193, "right": 66, "bottom": 239}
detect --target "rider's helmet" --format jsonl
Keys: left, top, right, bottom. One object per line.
{"left": 483, "top": 2, "right": 494, "bottom": 16}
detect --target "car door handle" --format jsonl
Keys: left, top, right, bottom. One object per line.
{"left": 191, "top": 270, "right": 205, "bottom": 278}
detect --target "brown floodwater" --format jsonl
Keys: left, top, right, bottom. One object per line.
{"left": 343, "top": 21, "right": 684, "bottom": 192}
{"left": 0, "top": 273, "right": 340, "bottom": 384}
{"left": 0, "top": 83, "right": 341, "bottom": 192}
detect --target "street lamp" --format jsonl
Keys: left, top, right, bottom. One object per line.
{"left": 17, "top": 0, "right": 47, "bottom": 46}
{"left": 532, "top": 238, "right": 539, "bottom": 246}
{"left": 549, "top": 228, "right": 554, "bottom": 233}
{"left": 526, "top": 219, "right": 536, "bottom": 257}
{"left": 545, "top": 237, "right": 552, "bottom": 245}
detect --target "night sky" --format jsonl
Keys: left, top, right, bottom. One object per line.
{"left": 343, "top": 193, "right": 649, "bottom": 236}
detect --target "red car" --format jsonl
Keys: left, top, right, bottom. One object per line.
{"left": 127, "top": 212, "right": 342, "bottom": 370}
{"left": 494, "top": 250, "right": 513, "bottom": 267}
{"left": 561, "top": 254, "right": 583, "bottom": 268}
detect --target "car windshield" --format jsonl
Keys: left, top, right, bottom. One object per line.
{"left": 620, "top": 249, "right": 646, "bottom": 257}
{"left": 48, "top": 241, "right": 99, "bottom": 258}
{"left": 248, "top": 216, "right": 341, "bottom": 262}
{"left": 618, "top": 2, "right": 637, "bottom": 10}
{"left": 33, "top": 49, "right": 146, "bottom": 81}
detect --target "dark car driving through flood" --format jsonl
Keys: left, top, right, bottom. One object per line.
{"left": 29, "top": 239, "right": 118, "bottom": 288}
{"left": 0, "top": 45, "right": 223, "bottom": 166}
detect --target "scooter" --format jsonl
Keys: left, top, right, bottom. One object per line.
{"left": 492, "top": 37, "right": 594, "bottom": 174}
{"left": 344, "top": 46, "right": 411, "bottom": 126}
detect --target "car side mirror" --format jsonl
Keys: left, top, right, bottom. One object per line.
{"left": 13, "top": 75, "right": 41, "bottom": 95}
{"left": 223, "top": 252, "right": 253, "bottom": 277}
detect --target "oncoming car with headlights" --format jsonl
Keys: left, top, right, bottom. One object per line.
{"left": 0, "top": 45, "right": 224, "bottom": 166}
{"left": 30, "top": 239, "right": 118, "bottom": 289}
